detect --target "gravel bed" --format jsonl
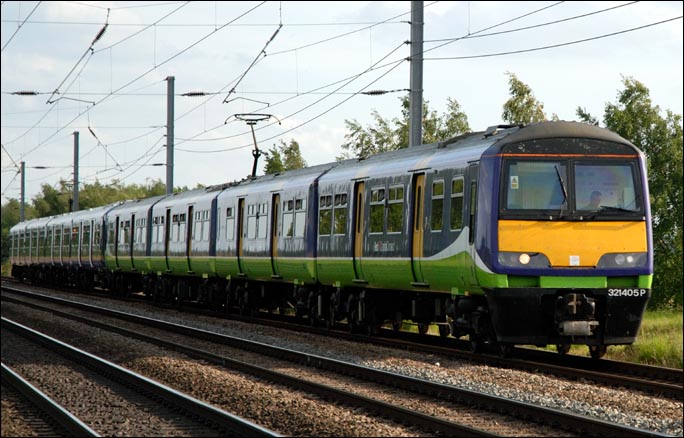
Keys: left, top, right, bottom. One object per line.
{"left": 2, "top": 383, "right": 47, "bottom": 437}
{"left": 2, "top": 302, "right": 426, "bottom": 437}
{"left": 3, "top": 287, "right": 683, "bottom": 436}
{"left": 4, "top": 301, "right": 565, "bottom": 437}
{"left": 1, "top": 330, "right": 225, "bottom": 437}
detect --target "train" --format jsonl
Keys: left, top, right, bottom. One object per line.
{"left": 8, "top": 121, "right": 653, "bottom": 359}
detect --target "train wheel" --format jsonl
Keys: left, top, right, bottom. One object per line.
{"left": 438, "top": 324, "right": 450, "bottom": 338}
{"left": 237, "top": 286, "right": 252, "bottom": 316}
{"left": 417, "top": 323, "right": 429, "bottom": 335}
{"left": 498, "top": 343, "right": 513, "bottom": 358}
{"left": 589, "top": 344, "right": 607, "bottom": 359}
{"left": 469, "top": 336, "right": 483, "bottom": 353}
{"left": 556, "top": 344, "right": 571, "bottom": 355}
{"left": 392, "top": 312, "right": 403, "bottom": 331}
{"left": 346, "top": 295, "right": 358, "bottom": 333}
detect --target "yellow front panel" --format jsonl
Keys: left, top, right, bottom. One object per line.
{"left": 498, "top": 220, "right": 647, "bottom": 267}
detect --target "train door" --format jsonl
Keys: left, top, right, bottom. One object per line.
{"left": 87, "top": 219, "right": 93, "bottom": 266}
{"left": 467, "top": 163, "right": 479, "bottom": 287}
{"left": 271, "top": 193, "right": 281, "bottom": 278}
{"left": 113, "top": 217, "right": 120, "bottom": 269}
{"left": 75, "top": 222, "right": 82, "bottom": 266}
{"left": 164, "top": 208, "right": 171, "bottom": 271}
{"left": 130, "top": 214, "right": 136, "bottom": 270}
{"left": 411, "top": 173, "right": 426, "bottom": 284}
{"left": 352, "top": 181, "right": 365, "bottom": 280}
{"left": 186, "top": 205, "right": 194, "bottom": 273}
{"left": 237, "top": 198, "right": 246, "bottom": 274}
{"left": 49, "top": 225, "right": 55, "bottom": 264}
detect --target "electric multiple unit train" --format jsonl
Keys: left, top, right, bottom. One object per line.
{"left": 9, "top": 121, "right": 653, "bottom": 358}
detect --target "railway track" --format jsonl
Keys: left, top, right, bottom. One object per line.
{"left": 2, "top": 285, "right": 676, "bottom": 437}
{"left": 4, "top": 276, "right": 679, "bottom": 401}
{"left": 2, "top": 363, "right": 98, "bottom": 437}
{"left": 1, "top": 316, "right": 280, "bottom": 437}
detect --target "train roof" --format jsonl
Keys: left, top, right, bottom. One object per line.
{"left": 318, "top": 127, "right": 505, "bottom": 183}
{"left": 108, "top": 194, "right": 170, "bottom": 216}
{"left": 216, "top": 162, "right": 339, "bottom": 199}
{"left": 491, "top": 120, "right": 636, "bottom": 149}
{"left": 10, "top": 122, "right": 638, "bottom": 229}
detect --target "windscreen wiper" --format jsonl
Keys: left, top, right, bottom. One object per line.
{"left": 598, "top": 205, "right": 637, "bottom": 213}
{"left": 554, "top": 165, "right": 568, "bottom": 217}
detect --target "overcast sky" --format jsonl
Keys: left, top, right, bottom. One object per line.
{"left": 2, "top": 1, "right": 682, "bottom": 206}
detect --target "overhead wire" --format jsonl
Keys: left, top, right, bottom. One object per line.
{"left": 9, "top": 1, "right": 268, "bottom": 163}
{"left": 4, "top": 1, "right": 680, "bottom": 198}
{"left": 423, "top": 16, "right": 683, "bottom": 61}
{"left": 94, "top": 1, "right": 190, "bottom": 52}
{"left": 1, "top": 1, "right": 42, "bottom": 52}
{"left": 45, "top": 8, "right": 110, "bottom": 104}
{"left": 424, "top": 1, "right": 639, "bottom": 43}
{"left": 172, "top": 0, "right": 563, "bottom": 148}
{"left": 176, "top": 40, "right": 408, "bottom": 152}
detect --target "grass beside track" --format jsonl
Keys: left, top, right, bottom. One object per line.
{"left": 536, "top": 309, "right": 683, "bottom": 368}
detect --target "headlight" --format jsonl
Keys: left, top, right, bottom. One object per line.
{"left": 498, "top": 251, "right": 550, "bottom": 268}
{"left": 597, "top": 252, "right": 648, "bottom": 268}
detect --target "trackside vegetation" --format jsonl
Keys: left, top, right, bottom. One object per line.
{"left": 537, "top": 309, "right": 683, "bottom": 368}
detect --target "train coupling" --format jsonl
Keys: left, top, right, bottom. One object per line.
{"left": 555, "top": 292, "right": 599, "bottom": 336}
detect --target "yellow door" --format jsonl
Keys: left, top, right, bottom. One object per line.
{"left": 353, "top": 182, "right": 365, "bottom": 280}
{"left": 412, "top": 174, "right": 425, "bottom": 283}
{"left": 186, "top": 206, "right": 193, "bottom": 273}
{"left": 271, "top": 194, "right": 280, "bottom": 277}
{"left": 237, "top": 199, "right": 245, "bottom": 274}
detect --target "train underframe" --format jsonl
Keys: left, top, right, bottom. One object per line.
{"left": 11, "top": 263, "right": 646, "bottom": 359}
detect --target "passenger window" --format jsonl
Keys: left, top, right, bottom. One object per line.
{"left": 319, "top": 195, "right": 332, "bottom": 235}
{"left": 387, "top": 186, "right": 404, "bottom": 233}
{"left": 431, "top": 181, "right": 444, "bottom": 231}
{"left": 294, "top": 199, "right": 306, "bottom": 238}
{"left": 333, "top": 193, "right": 348, "bottom": 235}
{"left": 450, "top": 177, "right": 464, "bottom": 230}
{"left": 283, "top": 200, "right": 294, "bottom": 237}
{"left": 370, "top": 187, "right": 385, "bottom": 234}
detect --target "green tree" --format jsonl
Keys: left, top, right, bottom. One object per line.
{"left": 29, "top": 178, "right": 168, "bottom": 218}
{"left": 263, "top": 139, "right": 307, "bottom": 174}
{"left": 502, "top": 72, "right": 547, "bottom": 125}
{"left": 339, "top": 94, "right": 470, "bottom": 159}
{"left": 263, "top": 145, "right": 284, "bottom": 174}
{"left": 281, "top": 139, "right": 307, "bottom": 170}
{"left": 577, "top": 77, "right": 683, "bottom": 308}
{"left": 1, "top": 199, "right": 27, "bottom": 262}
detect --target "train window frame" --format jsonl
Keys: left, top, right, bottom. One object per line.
{"left": 450, "top": 177, "right": 465, "bottom": 230}
{"left": 82, "top": 223, "right": 91, "bottom": 247}
{"left": 283, "top": 200, "right": 294, "bottom": 238}
{"left": 294, "top": 198, "right": 306, "bottom": 238}
{"left": 502, "top": 159, "right": 568, "bottom": 212}
{"left": 94, "top": 223, "right": 101, "bottom": 247}
{"left": 369, "top": 186, "right": 386, "bottom": 234}
{"left": 333, "top": 193, "right": 348, "bottom": 235}
{"left": 431, "top": 180, "right": 445, "bottom": 232}
{"left": 500, "top": 157, "right": 645, "bottom": 220}
{"left": 258, "top": 203, "right": 268, "bottom": 239}
{"left": 225, "top": 207, "right": 235, "bottom": 240}
{"left": 172, "top": 213, "right": 186, "bottom": 243}
{"left": 573, "top": 160, "right": 642, "bottom": 212}
{"left": 135, "top": 218, "right": 146, "bottom": 245}
{"left": 387, "top": 185, "right": 404, "bottom": 234}
{"left": 319, "top": 194, "right": 333, "bottom": 236}
{"left": 193, "top": 209, "right": 210, "bottom": 242}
